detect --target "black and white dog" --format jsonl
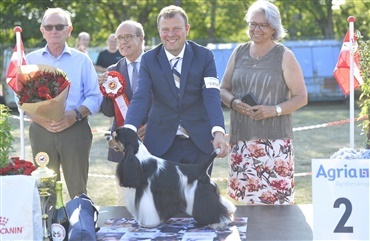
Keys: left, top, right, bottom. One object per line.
{"left": 111, "top": 127, "right": 236, "bottom": 229}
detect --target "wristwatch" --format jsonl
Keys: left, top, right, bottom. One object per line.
{"left": 74, "top": 109, "right": 83, "bottom": 121}
{"left": 275, "top": 105, "right": 282, "bottom": 116}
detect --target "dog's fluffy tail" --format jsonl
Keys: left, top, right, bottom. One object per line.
{"left": 191, "top": 148, "right": 234, "bottom": 226}
{"left": 180, "top": 148, "right": 220, "bottom": 182}
{"left": 192, "top": 178, "right": 233, "bottom": 227}
{"left": 205, "top": 148, "right": 220, "bottom": 172}
{"left": 199, "top": 148, "right": 220, "bottom": 177}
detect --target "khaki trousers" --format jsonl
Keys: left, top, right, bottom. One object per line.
{"left": 29, "top": 118, "right": 92, "bottom": 199}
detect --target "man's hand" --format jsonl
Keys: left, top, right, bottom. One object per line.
{"left": 49, "top": 110, "right": 76, "bottom": 133}
{"left": 212, "top": 131, "right": 228, "bottom": 158}
{"left": 98, "top": 71, "right": 108, "bottom": 86}
{"left": 137, "top": 124, "right": 147, "bottom": 141}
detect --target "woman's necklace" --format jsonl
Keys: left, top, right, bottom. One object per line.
{"left": 250, "top": 41, "right": 276, "bottom": 60}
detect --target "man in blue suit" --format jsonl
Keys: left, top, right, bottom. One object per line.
{"left": 124, "top": 5, "right": 228, "bottom": 168}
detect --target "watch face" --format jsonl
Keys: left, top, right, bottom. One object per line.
{"left": 276, "top": 105, "right": 282, "bottom": 115}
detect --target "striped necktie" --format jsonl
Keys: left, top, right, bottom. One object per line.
{"left": 131, "top": 62, "right": 138, "bottom": 93}
{"left": 172, "top": 57, "right": 181, "bottom": 92}
{"left": 171, "top": 57, "right": 189, "bottom": 138}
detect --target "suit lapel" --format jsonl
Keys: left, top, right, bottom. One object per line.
{"left": 158, "top": 46, "right": 178, "bottom": 98}
{"left": 180, "top": 42, "right": 193, "bottom": 100}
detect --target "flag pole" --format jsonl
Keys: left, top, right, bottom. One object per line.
{"left": 14, "top": 26, "right": 25, "bottom": 159}
{"left": 348, "top": 17, "right": 356, "bottom": 149}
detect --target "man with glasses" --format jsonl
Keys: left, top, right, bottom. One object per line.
{"left": 25, "top": 8, "right": 102, "bottom": 199}
{"left": 124, "top": 5, "right": 228, "bottom": 172}
{"left": 98, "top": 20, "right": 147, "bottom": 206}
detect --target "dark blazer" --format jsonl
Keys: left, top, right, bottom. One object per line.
{"left": 125, "top": 41, "right": 225, "bottom": 157}
{"left": 100, "top": 57, "right": 135, "bottom": 162}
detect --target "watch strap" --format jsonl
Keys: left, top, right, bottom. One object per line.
{"left": 74, "top": 109, "right": 83, "bottom": 121}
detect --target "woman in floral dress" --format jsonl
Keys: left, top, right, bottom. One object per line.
{"left": 220, "top": 0, "right": 307, "bottom": 204}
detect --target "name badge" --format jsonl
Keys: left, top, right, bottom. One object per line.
{"left": 204, "top": 77, "right": 220, "bottom": 90}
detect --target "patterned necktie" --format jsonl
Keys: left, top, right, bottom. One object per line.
{"left": 172, "top": 57, "right": 181, "bottom": 92}
{"left": 131, "top": 62, "right": 138, "bottom": 93}
{"left": 172, "top": 57, "right": 189, "bottom": 138}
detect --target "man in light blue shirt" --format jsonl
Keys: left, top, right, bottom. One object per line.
{"left": 25, "top": 7, "right": 102, "bottom": 198}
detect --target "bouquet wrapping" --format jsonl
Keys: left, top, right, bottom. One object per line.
{"left": 15, "top": 64, "right": 70, "bottom": 121}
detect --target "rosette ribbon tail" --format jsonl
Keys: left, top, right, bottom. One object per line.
{"left": 112, "top": 96, "right": 129, "bottom": 127}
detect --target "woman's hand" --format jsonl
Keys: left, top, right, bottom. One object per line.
{"left": 233, "top": 99, "right": 277, "bottom": 120}
{"left": 232, "top": 99, "right": 255, "bottom": 116}
{"left": 249, "top": 105, "right": 277, "bottom": 120}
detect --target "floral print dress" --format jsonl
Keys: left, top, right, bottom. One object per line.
{"left": 228, "top": 139, "right": 294, "bottom": 204}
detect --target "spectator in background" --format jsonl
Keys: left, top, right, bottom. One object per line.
{"left": 98, "top": 20, "right": 147, "bottom": 206}
{"left": 75, "top": 31, "right": 90, "bottom": 55}
{"left": 220, "top": 0, "right": 307, "bottom": 204}
{"left": 25, "top": 8, "right": 102, "bottom": 199}
{"left": 95, "top": 33, "right": 123, "bottom": 73}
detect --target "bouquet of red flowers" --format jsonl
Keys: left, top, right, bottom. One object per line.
{"left": 0, "top": 157, "right": 36, "bottom": 176}
{"left": 15, "top": 64, "right": 70, "bottom": 121}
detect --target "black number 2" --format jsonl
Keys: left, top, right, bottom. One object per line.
{"left": 333, "top": 197, "right": 354, "bottom": 233}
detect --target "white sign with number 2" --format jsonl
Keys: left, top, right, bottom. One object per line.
{"left": 312, "top": 159, "right": 369, "bottom": 240}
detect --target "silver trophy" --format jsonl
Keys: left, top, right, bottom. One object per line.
{"left": 31, "top": 152, "right": 57, "bottom": 239}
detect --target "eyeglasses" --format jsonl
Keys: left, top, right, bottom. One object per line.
{"left": 42, "top": 24, "right": 68, "bottom": 31}
{"left": 248, "top": 22, "right": 270, "bottom": 31}
{"left": 115, "top": 34, "right": 137, "bottom": 42}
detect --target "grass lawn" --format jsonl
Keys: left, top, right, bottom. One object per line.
{"left": 9, "top": 99, "right": 364, "bottom": 206}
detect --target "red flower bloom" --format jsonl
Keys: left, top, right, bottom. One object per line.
{"left": 21, "top": 94, "right": 30, "bottom": 103}
{"left": 57, "top": 76, "right": 66, "bottom": 86}
{"left": 38, "top": 86, "right": 50, "bottom": 98}
{"left": 16, "top": 69, "right": 69, "bottom": 104}
{"left": 0, "top": 157, "right": 36, "bottom": 176}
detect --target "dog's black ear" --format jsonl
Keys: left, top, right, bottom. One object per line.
{"left": 115, "top": 127, "right": 140, "bottom": 154}
{"left": 115, "top": 127, "right": 143, "bottom": 188}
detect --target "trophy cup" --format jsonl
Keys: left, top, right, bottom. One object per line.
{"left": 31, "top": 152, "right": 57, "bottom": 239}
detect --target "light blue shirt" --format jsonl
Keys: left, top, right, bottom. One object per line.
{"left": 25, "top": 44, "right": 102, "bottom": 114}
{"left": 126, "top": 53, "right": 143, "bottom": 89}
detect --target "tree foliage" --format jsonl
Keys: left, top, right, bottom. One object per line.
{"left": 0, "top": 0, "right": 369, "bottom": 72}
{"left": 0, "top": 104, "right": 15, "bottom": 166}
{"left": 358, "top": 36, "right": 370, "bottom": 148}
{"left": 1, "top": 0, "right": 369, "bottom": 48}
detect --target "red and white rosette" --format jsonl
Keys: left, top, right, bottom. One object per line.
{"left": 100, "top": 71, "right": 130, "bottom": 127}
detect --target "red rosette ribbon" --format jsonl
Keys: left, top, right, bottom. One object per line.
{"left": 100, "top": 71, "right": 130, "bottom": 127}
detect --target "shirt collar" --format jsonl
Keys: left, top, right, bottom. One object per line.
{"left": 42, "top": 43, "right": 72, "bottom": 57}
{"left": 165, "top": 43, "right": 186, "bottom": 62}
{"left": 126, "top": 51, "right": 144, "bottom": 65}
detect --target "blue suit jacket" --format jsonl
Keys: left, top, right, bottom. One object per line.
{"left": 125, "top": 41, "right": 225, "bottom": 157}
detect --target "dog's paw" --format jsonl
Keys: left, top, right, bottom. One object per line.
{"left": 208, "top": 221, "right": 230, "bottom": 230}
{"left": 138, "top": 221, "right": 160, "bottom": 229}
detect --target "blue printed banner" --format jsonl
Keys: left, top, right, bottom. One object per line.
{"left": 96, "top": 217, "right": 248, "bottom": 240}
